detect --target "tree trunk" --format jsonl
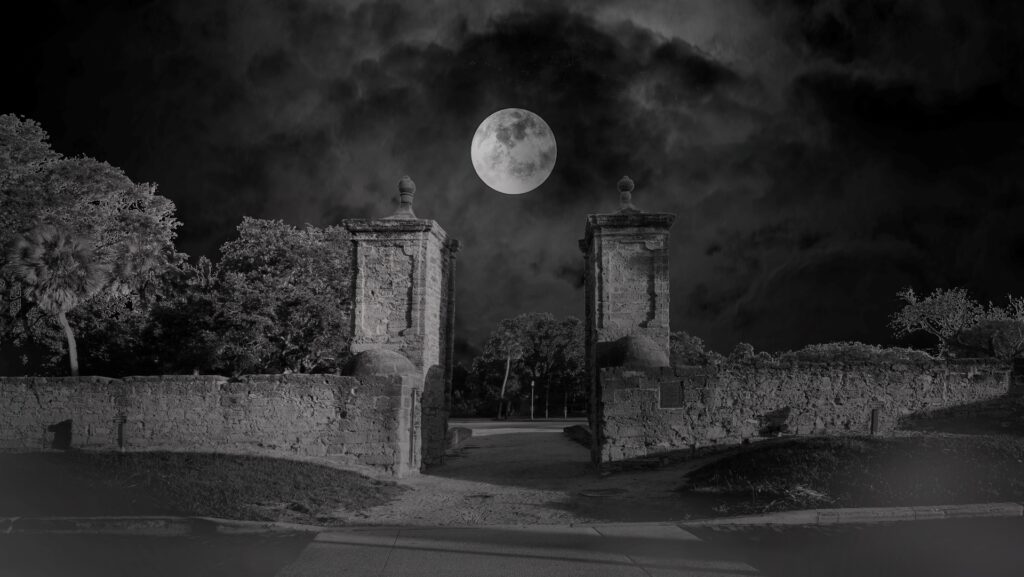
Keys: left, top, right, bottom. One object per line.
{"left": 57, "top": 311, "right": 79, "bottom": 377}
{"left": 498, "top": 349, "right": 512, "bottom": 420}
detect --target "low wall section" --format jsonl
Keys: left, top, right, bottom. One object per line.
{"left": 0, "top": 374, "right": 421, "bottom": 477}
{"left": 597, "top": 359, "right": 1012, "bottom": 463}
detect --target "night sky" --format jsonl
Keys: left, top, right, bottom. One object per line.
{"left": 4, "top": 0, "right": 1024, "bottom": 355}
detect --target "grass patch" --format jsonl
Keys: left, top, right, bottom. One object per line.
{"left": 0, "top": 451, "right": 403, "bottom": 525}
{"left": 682, "top": 435, "right": 1024, "bottom": 516}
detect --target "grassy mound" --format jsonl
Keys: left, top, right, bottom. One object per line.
{"left": 682, "top": 435, "right": 1024, "bottom": 516}
{"left": 0, "top": 451, "right": 403, "bottom": 525}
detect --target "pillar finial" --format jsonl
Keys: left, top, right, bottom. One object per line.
{"left": 617, "top": 175, "right": 639, "bottom": 213}
{"left": 388, "top": 175, "right": 417, "bottom": 219}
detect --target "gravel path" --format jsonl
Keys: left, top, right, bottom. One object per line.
{"left": 332, "top": 421, "right": 720, "bottom": 526}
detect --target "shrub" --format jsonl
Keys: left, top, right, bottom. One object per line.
{"left": 670, "top": 331, "right": 725, "bottom": 366}
{"left": 778, "top": 342, "right": 935, "bottom": 363}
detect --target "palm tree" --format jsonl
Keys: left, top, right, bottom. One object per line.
{"left": 5, "top": 225, "right": 109, "bottom": 376}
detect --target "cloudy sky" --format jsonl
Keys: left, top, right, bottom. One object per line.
{"left": 4, "top": 0, "right": 1024, "bottom": 355}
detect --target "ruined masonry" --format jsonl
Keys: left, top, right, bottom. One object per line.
{"left": 342, "top": 175, "right": 459, "bottom": 468}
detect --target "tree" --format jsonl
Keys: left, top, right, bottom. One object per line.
{"left": 4, "top": 227, "right": 109, "bottom": 376}
{"left": 1, "top": 114, "right": 181, "bottom": 374}
{"left": 135, "top": 219, "right": 355, "bottom": 377}
{"left": 472, "top": 313, "right": 584, "bottom": 419}
{"left": 890, "top": 287, "right": 1024, "bottom": 360}
{"left": 211, "top": 218, "right": 353, "bottom": 375}
{"left": 954, "top": 295, "right": 1024, "bottom": 361}
{"left": 889, "top": 287, "right": 985, "bottom": 356}
{"left": 131, "top": 257, "right": 218, "bottom": 374}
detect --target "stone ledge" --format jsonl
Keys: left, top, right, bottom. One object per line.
{"left": 586, "top": 212, "right": 676, "bottom": 230}
{"left": 679, "top": 502, "right": 1024, "bottom": 527}
{"left": 0, "top": 516, "right": 325, "bottom": 535}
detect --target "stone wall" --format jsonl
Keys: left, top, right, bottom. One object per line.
{"left": 595, "top": 358, "right": 1012, "bottom": 463}
{"left": 0, "top": 374, "right": 422, "bottom": 477}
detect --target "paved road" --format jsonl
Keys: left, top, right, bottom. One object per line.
{"left": 692, "top": 517, "right": 1024, "bottom": 577}
{"left": 8, "top": 518, "right": 1024, "bottom": 576}
{"left": 0, "top": 532, "right": 314, "bottom": 577}
{"left": 276, "top": 523, "right": 759, "bottom": 577}
{"left": 448, "top": 418, "right": 585, "bottom": 437}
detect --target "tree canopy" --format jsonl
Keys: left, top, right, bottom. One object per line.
{"left": 214, "top": 218, "right": 353, "bottom": 374}
{"left": 890, "top": 287, "right": 1024, "bottom": 360}
{"left": 0, "top": 115, "right": 180, "bottom": 284}
{"left": 1, "top": 114, "right": 181, "bottom": 374}
{"left": 144, "top": 218, "right": 354, "bottom": 376}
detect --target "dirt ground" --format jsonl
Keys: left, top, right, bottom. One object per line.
{"left": 331, "top": 420, "right": 723, "bottom": 526}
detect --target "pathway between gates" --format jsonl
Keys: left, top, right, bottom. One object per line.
{"left": 330, "top": 419, "right": 721, "bottom": 527}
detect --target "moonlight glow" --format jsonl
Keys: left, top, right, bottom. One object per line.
{"left": 470, "top": 108, "right": 557, "bottom": 195}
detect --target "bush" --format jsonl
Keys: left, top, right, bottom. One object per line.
{"left": 779, "top": 342, "right": 935, "bottom": 363}
{"left": 670, "top": 331, "right": 725, "bottom": 366}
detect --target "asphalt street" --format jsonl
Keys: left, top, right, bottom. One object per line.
{"left": 0, "top": 532, "right": 314, "bottom": 577}
{"left": 690, "top": 517, "right": 1024, "bottom": 577}
{"left": 4, "top": 518, "right": 1024, "bottom": 577}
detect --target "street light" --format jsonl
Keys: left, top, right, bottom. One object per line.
{"left": 530, "top": 380, "right": 535, "bottom": 420}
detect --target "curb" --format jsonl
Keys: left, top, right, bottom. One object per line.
{"left": 3, "top": 502, "right": 1023, "bottom": 536}
{"left": 678, "top": 502, "right": 1024, "bottom": 527}
{"left": 0, "top": 516, "right": 326, "bottom": 536}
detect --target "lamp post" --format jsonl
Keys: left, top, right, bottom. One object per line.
{"left": 530, "top": 380, "right": 535, "bottom": 420}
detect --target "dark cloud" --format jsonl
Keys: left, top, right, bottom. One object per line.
{"left": 4, "top": 0, "right": 1024, "bottom": 352}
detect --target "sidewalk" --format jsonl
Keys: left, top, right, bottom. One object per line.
{"left": 275, "top": 523, "right": 761, "bottom": 577}
{"left": 4, "top": 505, "right": 1024, "bottom": 577}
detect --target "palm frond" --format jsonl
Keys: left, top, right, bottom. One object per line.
{"left": 5, "top": 225, "right": 110, "bottom": 314}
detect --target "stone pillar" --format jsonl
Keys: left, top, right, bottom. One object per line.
{"left": 579, "top": 176, "right": 675, "bottom": 464}
{"left": 343, "top": 176, "right": 459, "bottom": 468}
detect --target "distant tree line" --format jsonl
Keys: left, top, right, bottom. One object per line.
{"left": 452, "top": 313, "right": 586, "bottom": 419}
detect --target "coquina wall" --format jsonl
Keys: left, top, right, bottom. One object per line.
{"left": 344, "top": 176, "right": 458, "bottom": 467}
{"left": 596, "top": 358, "right": 1012, "bottom": 463}
{"left": 0, "top": 373, "right": 422, "bottom": 477}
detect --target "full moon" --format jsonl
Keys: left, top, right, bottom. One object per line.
{"left": 470, "top": 108, "right": 556, "bottom": 195}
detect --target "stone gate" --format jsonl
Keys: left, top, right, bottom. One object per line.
{"left": 342, "top": 176, "right": 459, "bottom": 468}
{"left": 579, "top": 177, "right": 1012, "bottom": 467}
{"left": 579, "top": 176, "right": 675, "bottom": 464}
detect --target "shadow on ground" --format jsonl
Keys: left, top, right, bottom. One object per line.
{"left": 901, "top": 394, "right": 1024, "bottom": 436}
{"left": 426, "top": 426, "right": 724, "bottom": 523}
{"left": 0, "top": 451, "right": 182, "bottom": 517}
